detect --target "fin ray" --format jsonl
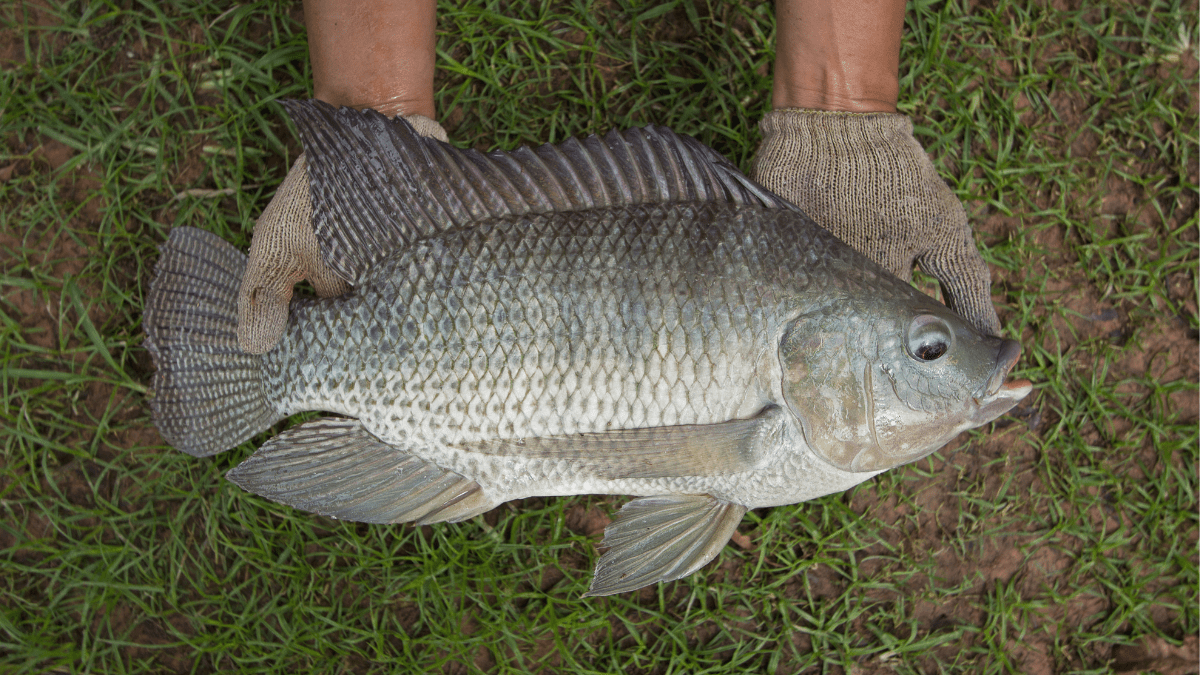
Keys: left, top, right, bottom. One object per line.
{"left": 144, "top": 227, "right": 281, "bottom": 457}
{"left": 282, "top": 99, "right": 796, "bottom": 285}
{"left": 225, "top": 418, "right": 490, "bottom": 524}
{"left": 584, "top": 495, "right": 748, "bottom": 597}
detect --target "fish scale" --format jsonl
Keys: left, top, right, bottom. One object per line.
{"left": 265, "top": 203, "right": 803, "bottom": 466}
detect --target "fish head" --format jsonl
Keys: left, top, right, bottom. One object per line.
{"left": 779, "top": 296, "right": 1032, "bottom": 473}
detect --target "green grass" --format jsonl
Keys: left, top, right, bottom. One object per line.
{"left": 1, "top": 0, "right": 1196, "bottom": 673}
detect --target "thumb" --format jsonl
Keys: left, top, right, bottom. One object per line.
{"left": 237, "top": 254, "right": 302, "bottom": 354}
{"left": 236, "top": 156, "right": 313, "bottom": 354}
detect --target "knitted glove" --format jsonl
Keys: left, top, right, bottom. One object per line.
{"left": 236, "top": 114, "right": 448, "bottom": 354}
{"left": 751, "top": 108, "right": 1002, "bottom": 337}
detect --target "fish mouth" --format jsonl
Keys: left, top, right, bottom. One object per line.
{"left": 971, "top": 338, "right": 1033, "bottom": 424}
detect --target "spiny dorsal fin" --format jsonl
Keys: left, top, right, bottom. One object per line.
{"left": 584, "top": 495, "right": 748, "bottom": 597}
{"left": 225, "top": 418, "right": 490, "bottom": 525}
{"left": 283, "top": 99, "right": 795, "bottom": 286}
{"left": 457, "top": 405, "right": 785, "bottom": 480}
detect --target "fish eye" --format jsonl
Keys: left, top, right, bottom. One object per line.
{"left": 906, "top": 315, "right": 953, "bottom": 362}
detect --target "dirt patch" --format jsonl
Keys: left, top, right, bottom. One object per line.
{"left": 1112, "top": 635, "right": 1200, "bottom": 675}
{"left": 121, "top": 613, "right": 203, "bottom": 675}
{"left": 0, "top": 229, "right": 102, "bottom": 356}
{"left": 564, "top": 503, "right": 612, "bottom": 537}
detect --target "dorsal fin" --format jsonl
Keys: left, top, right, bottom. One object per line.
{"left": 282, "top": 99, "right": 795, "bottom": 286}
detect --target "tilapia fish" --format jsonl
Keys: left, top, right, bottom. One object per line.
{"left": 145, "top": 99, "right": 1031, "bottom": 596}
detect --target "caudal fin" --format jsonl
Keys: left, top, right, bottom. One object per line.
{"left": 144, "top": 227, "right": 283, "bottom": 457}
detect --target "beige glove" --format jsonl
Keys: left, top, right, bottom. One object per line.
{"left": 751, "top": 109, "right": 1002, "bottom": 337}
{"left": 236, "top": 113, "right": 448, "bottom": 354}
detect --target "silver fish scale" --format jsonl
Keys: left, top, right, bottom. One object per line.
{"left": 264, "top": 202, "right": 860, "bottom": 477}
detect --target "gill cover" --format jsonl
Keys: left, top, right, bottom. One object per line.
{"left": 779, "top": 305, "right": 1011, "bottom": 473}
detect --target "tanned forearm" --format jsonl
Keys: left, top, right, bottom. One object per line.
{"left": 772, "top": 0, "right": 907, "bottom": 112}
{"left": 303, "top": 0, "right": 437, "bottom": 118}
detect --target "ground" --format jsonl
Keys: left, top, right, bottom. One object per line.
{"left": 0, "top": 1, "right": 1196, "bottom": 674}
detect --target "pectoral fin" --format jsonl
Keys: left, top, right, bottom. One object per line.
{"left": 583, "top": 495, "right": 748, "bottom": 597}
{"left": 226, "top": 418, "right": 490, "bottom": 525}
{"left": 460, "top": 405, "right": 784, "bottom": 480}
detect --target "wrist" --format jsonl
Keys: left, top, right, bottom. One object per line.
{"left": 761, "top": 108, "right": 911, "bottom": 137}
{"left": 771, "top": 69, "right": 899, "bottom": 113}
{"left": 311, "top": 90, "right": 436, "bottom": 120}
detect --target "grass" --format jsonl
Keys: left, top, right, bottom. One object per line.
{"left": 1, "top": 0, "right": 1196, "bottom": 673}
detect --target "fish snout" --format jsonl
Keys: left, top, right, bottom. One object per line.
{"left": 971, "top": 338, "right": 1032, "bottom": 423}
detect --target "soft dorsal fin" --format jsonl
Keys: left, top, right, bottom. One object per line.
{"left": 282, "top": 99, "right": 795, "bottom": 286}
{"left": 456, "top": 405, "right": 784, "bottom": 480}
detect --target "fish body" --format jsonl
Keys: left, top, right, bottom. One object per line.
{"left": 145, "top": 100, "right": 1031, "bottom": 596}
{"left": 266, "top": 203, "right": 883, "bottom": 511}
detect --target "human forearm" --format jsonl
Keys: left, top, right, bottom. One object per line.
{"left": 772, "top": 0, "right": 906, "bottom": 112}
{"left": 303, "top": 0, "right": 437, "bottom": 118}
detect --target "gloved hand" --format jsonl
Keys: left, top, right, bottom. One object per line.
{"left": 236, "top": 113, "right": 449, "bottom": 354}
{"left": 751, "top": 108, "right": 1002, "bottom": 337}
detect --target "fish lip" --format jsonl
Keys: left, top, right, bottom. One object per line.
{"left": 981, "top": 338, "right": 1023, "bottom": 397}
{"left": 991, "top": 377, "right": 1034, "bottom": 401}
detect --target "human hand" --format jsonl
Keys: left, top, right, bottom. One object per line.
{"left": 751, "top": 108, "right": 1002, "bottom": 337}
{"left": 236, "top": 114, "right": 448, "bottom": 354}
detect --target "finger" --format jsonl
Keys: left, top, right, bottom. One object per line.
{"left": 918, "top": 242, "right": 1003, "bottom": 337}
{"left": 237, "top": 257, "right": 300, "bottom": 354}
{"left": 236, "top": 157, "right": 313, "bottom": 353}
{"left": 290, "top": 199, "right": 349, "bottom": 298}
{"left": 403, "top": 113, "right": 449, "bottom": 143}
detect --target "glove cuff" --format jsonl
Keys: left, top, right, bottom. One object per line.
{"left": 402, "top": 113, "right": 449, "bottom": 143}
{"left": 757, "top": 108, "right": 917, "bottom": 154}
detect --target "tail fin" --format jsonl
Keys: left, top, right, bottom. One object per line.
{"left": 144, "top": 227, "right": 283, "bottom": 457}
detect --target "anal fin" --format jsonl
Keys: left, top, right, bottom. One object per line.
{"left": 584, "top": 495, "right": 748, "bottom": 597}
{"left": 226, "top": 418, "right": 490, "bottom": 525}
